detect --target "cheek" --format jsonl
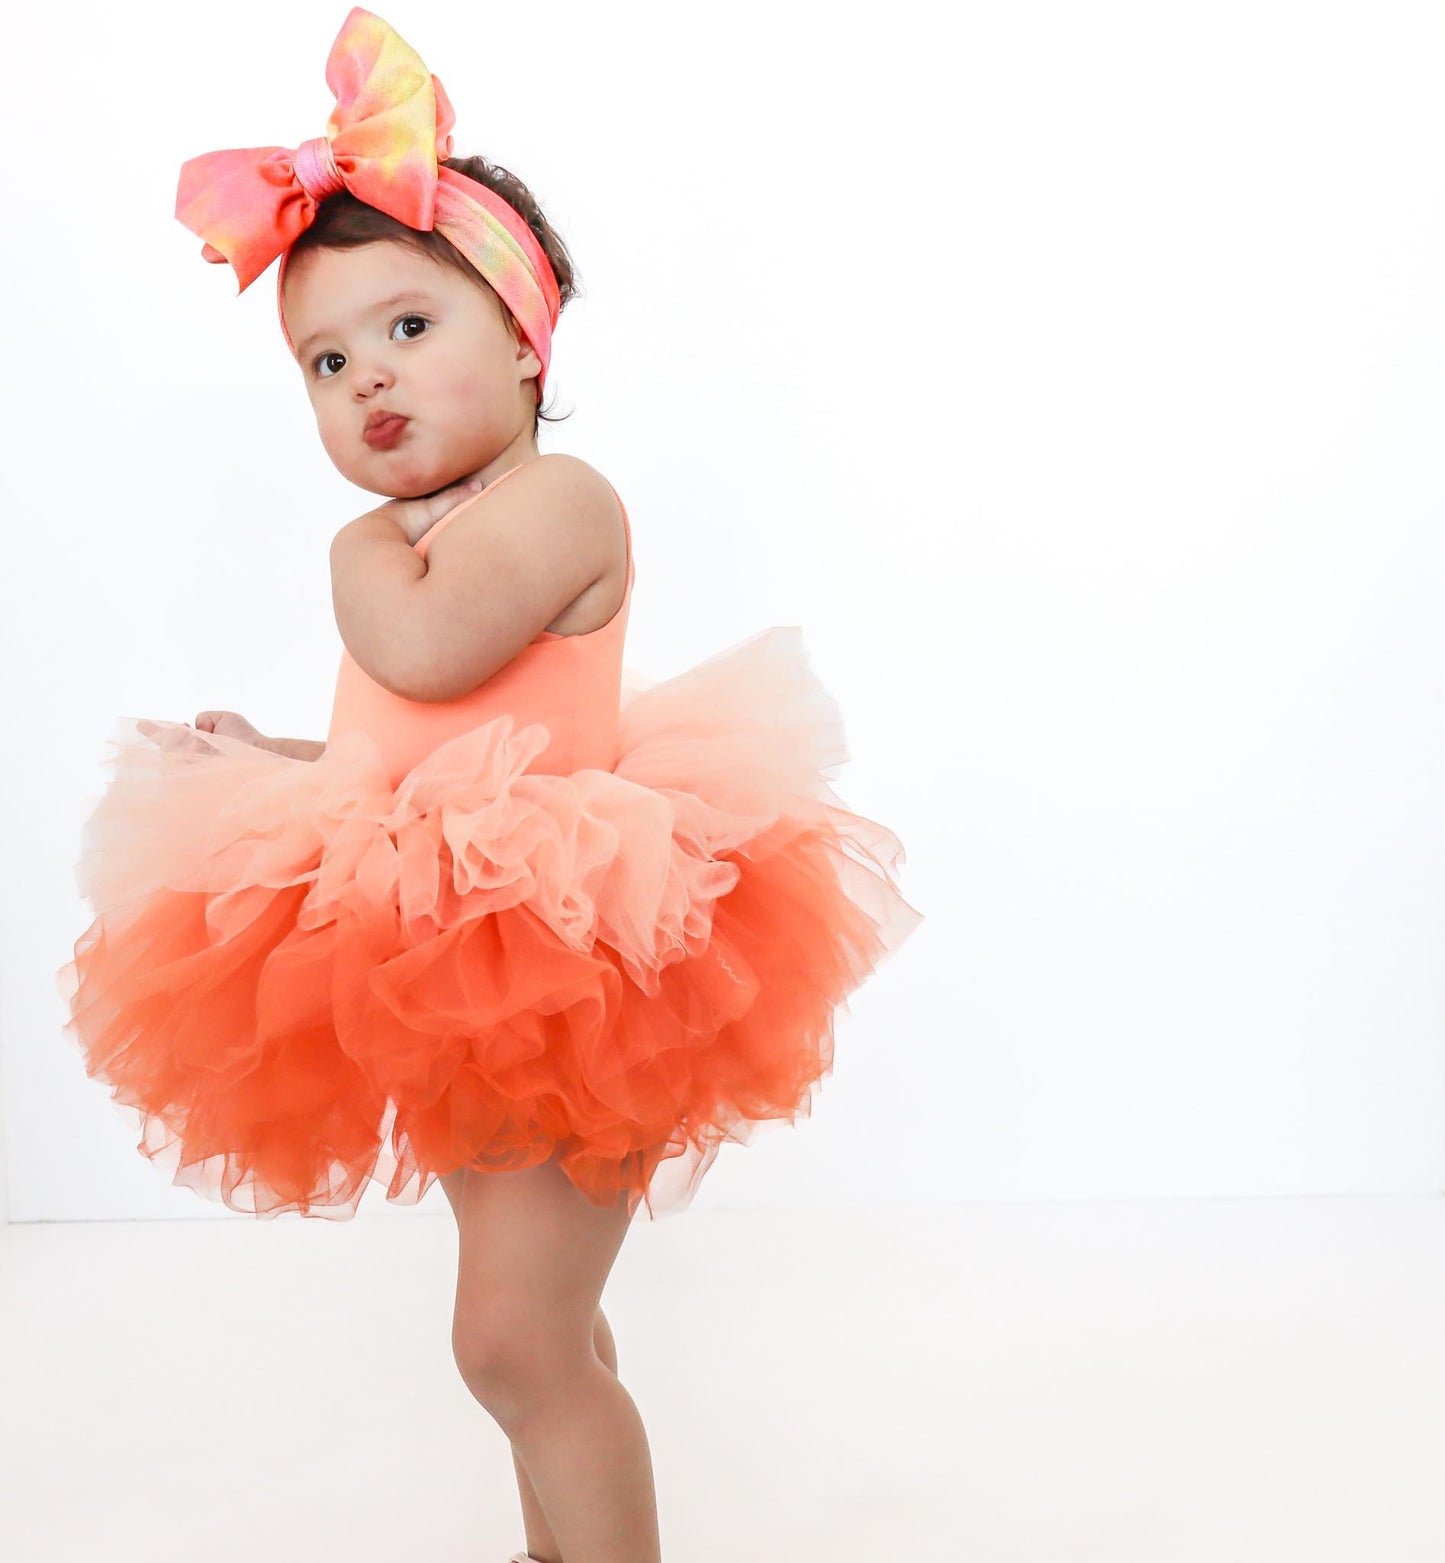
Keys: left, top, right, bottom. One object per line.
{"left": 313, "top": 406, "right": 354, "bottom": 466}
{"left": 441, "top": 368, "right": 509, "bottom": 428}
{"left": 313, "top": 397, "right": 344, "bottom": 438}
{"left": 429, "top": 342, "right": 500, "bottom": 401}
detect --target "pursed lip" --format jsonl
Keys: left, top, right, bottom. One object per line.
{"left": 362, "top": 412, "right": 409, "bottom": 446}
{"left": 364, "top": 407, "right": 407, "bottom": 431}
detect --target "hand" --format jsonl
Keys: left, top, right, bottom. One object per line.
{"left": 193, "top": 709, "right": 271, "bottom": 746}
{"left": 367, "top": 471, "right": 489, "bottom": 547}
{"left": 136, "top": 710, "right": 274, "bottom": 756}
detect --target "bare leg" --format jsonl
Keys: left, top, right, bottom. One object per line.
{"left": 439, "top": 1169, "right": 623, "bottom": 1562}
{"left": 508, "top": 1308, "right": 620, "bottom": 1562}
{"left": 439, "top": 1161, "right": 659, "bottom": 1563}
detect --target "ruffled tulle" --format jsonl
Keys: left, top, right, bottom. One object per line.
{"left": 57, "top": 626, "right": 922, "bottom": 1220}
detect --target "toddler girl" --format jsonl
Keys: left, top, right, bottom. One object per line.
{"left": 57, "top": 10, "right": 922, "bottom": 1561}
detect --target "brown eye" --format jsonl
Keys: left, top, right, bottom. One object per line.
{"left": 392, "top": 314, "right": 431, "bottom": 342}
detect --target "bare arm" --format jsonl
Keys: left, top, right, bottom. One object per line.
{"left": 328, "top": 472, "right": 487, "bottom": 699}
{"left": 329, "top": 508, "right": 428, "bottom": 698}
{"left": 260, "top": 736, "right": 327, "bottom": 762}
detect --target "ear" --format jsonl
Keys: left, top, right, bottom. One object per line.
{"left": 516, "top": 339, "right": 542, "bottom": 380}
{"left": 507, "top": 313, "right": 542, "bottom": 381}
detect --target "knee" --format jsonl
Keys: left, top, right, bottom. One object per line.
{"left": 452, "top": 1295, "right": 590, "bottom": 1423}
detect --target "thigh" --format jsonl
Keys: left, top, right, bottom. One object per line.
{"left": 452, "top": 1151, "right": 633, "bottom": 1360}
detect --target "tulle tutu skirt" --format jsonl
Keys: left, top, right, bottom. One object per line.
{"left": 56, "top": 626, "right": 922, "bottom": 1220}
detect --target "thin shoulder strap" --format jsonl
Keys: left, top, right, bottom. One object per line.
{"left": 419, "top": 463, "right": 631, "bottom": 580}
{"left": 415, "top": 461, "right": 532, "bottom": 555}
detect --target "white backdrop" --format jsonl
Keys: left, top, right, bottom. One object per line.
{"left": 2, "top": 0, "right": 1440, "bottom": 1223}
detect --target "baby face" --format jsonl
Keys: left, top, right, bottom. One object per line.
{"left": 280, "top": 239, "right": 541, "bottom": 498}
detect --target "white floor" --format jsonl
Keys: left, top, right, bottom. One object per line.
{"left": 0, "top": 1194, "right": 1440, "bottom": 1562}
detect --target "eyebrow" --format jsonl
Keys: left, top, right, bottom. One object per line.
{"left": 294, "top": 291, "right": 438, "bottom": 361}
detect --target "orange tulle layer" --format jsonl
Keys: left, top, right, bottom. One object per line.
{"left": 57, "top": 627, "right": 922, "bottom": 1220}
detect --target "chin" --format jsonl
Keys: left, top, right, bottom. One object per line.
{"left": 345, "top": 459, "right": 431, "bottom": 500}
{"left": 349, "top": 474, "right": 397, "bottom": 498}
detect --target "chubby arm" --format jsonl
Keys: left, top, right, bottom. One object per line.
{"left": 332, "top": 455, "right": 622, "bottom": 704}
{"left": 329, "top": 508, "right": 430, "bottom": 699}
{"left": 327, "top": 471, "right": 490, "bottom": 697}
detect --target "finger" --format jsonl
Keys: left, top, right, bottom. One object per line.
{"left": 139, "top": 718, "right": 190, "bottom": 742}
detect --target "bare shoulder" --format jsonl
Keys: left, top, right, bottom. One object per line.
{"left": 527, "top": 452, "right": 622, "bottom": 525}
{"left": 439, "top": 451, "right": 620, "bottom": 542}
{"left": 402, "top": 453, "right": 627, "bottom": 700}
{"left": 429, "top": 451, "right": 619, "bottom": 560}
{"left": 531, "top": 450, "right": 615, "bottom": 492}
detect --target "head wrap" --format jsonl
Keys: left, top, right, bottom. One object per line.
{"left": 173, "top": 6, "right": 561, "bottom": 399}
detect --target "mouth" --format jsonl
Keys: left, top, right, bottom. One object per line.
{"left": 363, "top": 415, "right": 410, "bottom": 449}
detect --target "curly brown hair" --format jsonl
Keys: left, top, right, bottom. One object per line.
{"left": 284, "top": 153, "right": 580, "bottom": 438}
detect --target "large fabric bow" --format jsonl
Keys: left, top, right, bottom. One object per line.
{"left": 176, "top": 7, "right": 457, "bottom": 292}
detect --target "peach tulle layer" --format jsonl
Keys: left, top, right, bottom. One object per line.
{"left": 57, "top": 627, "right": 922, "bottom": 1220}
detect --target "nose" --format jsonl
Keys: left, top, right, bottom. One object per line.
{"left": 346, "top": 351, "right": 395, "bottom": 396}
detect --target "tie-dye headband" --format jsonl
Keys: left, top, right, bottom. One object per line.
{"left": 173, "top": 6, "right": 561, "bottom": 399}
